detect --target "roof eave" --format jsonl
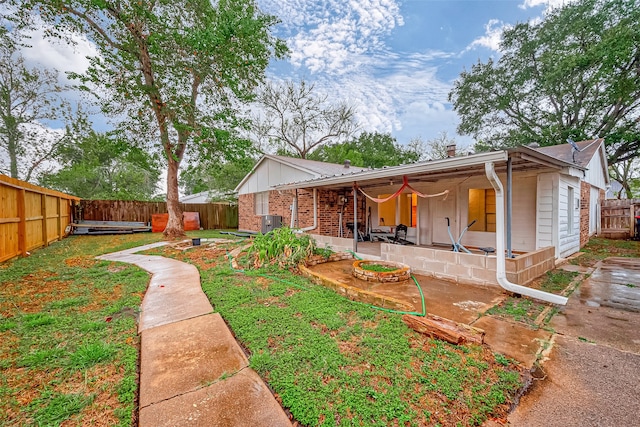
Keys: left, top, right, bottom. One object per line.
{"left": 274, "top": 151, "right": 509, "bottom": 190}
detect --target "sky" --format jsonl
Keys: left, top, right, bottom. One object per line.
{"left": 10, "top": 0, "right": 568, "bottom": 152}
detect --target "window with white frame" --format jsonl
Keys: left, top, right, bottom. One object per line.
{"left": 255, "top": 191, "right": 269, "bottom": 215}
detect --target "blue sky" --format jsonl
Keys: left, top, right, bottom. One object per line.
{"left": 255, "top": 0, "right": 564, "bottom": 148}
{"left": 12, "top": 0, "right": 566, "bottom": 151}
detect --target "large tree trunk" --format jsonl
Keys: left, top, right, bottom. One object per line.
{"left": 164, "top": 157, "right": 185, "bottom": 238}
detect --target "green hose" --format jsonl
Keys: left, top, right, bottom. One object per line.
{"left": 369, "top": 274, "right": 426, "bottom": 317}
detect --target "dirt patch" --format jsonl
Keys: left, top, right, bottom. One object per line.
{"left": 0, "top": 273, "right": 74, "bottom": 316}
{"left": 64, "top": 256, "right": 98, "bottom": 269}
{"left": 80, "top": 284, "right": 124, "bottom": 313}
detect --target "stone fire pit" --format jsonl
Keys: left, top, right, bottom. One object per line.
{"left": 352, "top": 260, "right": 411, "bottom": 283}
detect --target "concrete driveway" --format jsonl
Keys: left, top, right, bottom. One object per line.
{"left": 508, "top": 257, "right": 640, "bottom": 426}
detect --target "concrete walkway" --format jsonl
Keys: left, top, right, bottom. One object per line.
{"left": 98, "top": 243, "right": 291, "bottom": 427}
{"left": 507, "top": 257, "right": 640, "bottom": 426}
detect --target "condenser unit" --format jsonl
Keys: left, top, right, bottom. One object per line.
{"left": 261, "top": 215, "right": 282, "bottom": 233}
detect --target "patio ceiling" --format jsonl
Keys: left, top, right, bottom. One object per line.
{"left": 275, "top": 146, "right": 583, "bottom": 191}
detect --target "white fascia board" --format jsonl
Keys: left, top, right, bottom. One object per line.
{"left": 274, "top": 151, "right": 509, "bottom": 190}
{"left": 233, "top": 154, "right": 322, "bottom": 193}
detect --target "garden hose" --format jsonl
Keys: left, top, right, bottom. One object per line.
{"left": 228, "top": 250, "right": 425, "bottom": 316}
{"left": 346, "top": 250, "right": 426, "bottom": 316}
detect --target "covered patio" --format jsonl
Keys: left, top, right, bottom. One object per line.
{"left": 277, "top": 148, "right": 574, "bottom": 305}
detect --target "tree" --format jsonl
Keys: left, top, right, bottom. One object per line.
{"left": 0, "top": 28, "right": 73, "bottom": 181}
{"left": 180, "top": 129, "right": 257, "bottom": 200}
{"left": 40, "top": 132, "right": 161, "bottom": 200}
{"left": 16, "top": 0, "right": 286, "bottom": 237}
{"left": 255, "top": 80, "right": 357, "bottom": 158}
{"left": 420, "top": 132, "right": 461, "bottom": 160}
{"left": 308, "top": 132, "right": 419, "bottom": 168}
{"left": 609, "top": 157, "right": 639, "bottom": 199}
{"left": 449, "top": 0, "right": 640, "bottom": 165}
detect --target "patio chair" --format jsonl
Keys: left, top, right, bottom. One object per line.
{"left": 346, "top": 222, "right": 365, "bottom": 241}
{"left": 390, "top": 224, "right": 414, "bottom": 245}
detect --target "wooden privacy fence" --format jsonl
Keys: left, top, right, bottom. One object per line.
{"left": 0, "top": 174, "right": 80, "bottom": 262}
{"left": 78, "top": 200, "right": 238, "bottom": 230}
{"left": 600, "top": 199, "right": 640, "bottom": 239}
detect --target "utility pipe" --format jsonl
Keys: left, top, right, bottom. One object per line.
{"left": 485, "top": 162, "right": 568, "bottom": 305}
{"left": 298, "top": 189, "right": 318, "bottom": 232}
{"left": 506, "top": 157, "right": 512, "bottom": 258}
{"left": 353, "top": 184, "right": 358, "bottom": 252}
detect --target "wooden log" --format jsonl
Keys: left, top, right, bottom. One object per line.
{"left": 402, "top": 314, "right": 485, "bottom": 345}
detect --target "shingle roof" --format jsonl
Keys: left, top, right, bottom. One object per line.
{"left": 533, "top": 139, "right": 604, "bottom": 168}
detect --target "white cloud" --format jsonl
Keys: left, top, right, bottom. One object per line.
{"left": 519, "top": 0, "right": 572, "bottom": 10}
{"left": 263, "top": 0, "right": 403, "bottom": 74}
{"left": 465, "top": 19, "right": 510, "bottom": 52}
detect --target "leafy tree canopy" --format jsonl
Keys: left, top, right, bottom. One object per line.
{"left": 308, "top": 132, "right": 420, "bottom": 168}
{"left": 449, "top": 0, "right": 640, "bottom": 165}
{"left": 40, "top": 132, "right": 161, "bottom": 200}
{"left": 0, "top": 27, "right": 78, "bottom": 182}
{"left": 14, "top": 0, "right": 287, "bottom": 236}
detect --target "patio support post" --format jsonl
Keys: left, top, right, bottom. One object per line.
{"left": 485, "top": 162, "right": 568, "bottom": 305}
{"left": 507, "top": 157, "right": 512, "bottom": 258}
{"left": 353, "top": 184, "right": 358, "bottom": 252}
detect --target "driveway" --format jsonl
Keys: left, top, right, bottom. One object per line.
{"left": 508, "top": 257, "right": 640, "bottom": 426}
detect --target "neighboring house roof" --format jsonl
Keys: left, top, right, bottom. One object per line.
{"left": 233, "top": 154, "right": 369, "bottom": 192}
{"left": 534, "top": 138, "right": 603, "bottom": 168}
{"left": 180, "top": 190, "right": 228, "bottom": 203}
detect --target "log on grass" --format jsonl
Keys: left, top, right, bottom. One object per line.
{"left": 402, "top": 314, "right": 485, "bottom": 345}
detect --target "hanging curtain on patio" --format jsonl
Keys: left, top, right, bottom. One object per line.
{"left": 354, "top": 176, "right": 449, "bottom": 203}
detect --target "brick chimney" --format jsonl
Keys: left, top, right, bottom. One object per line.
{"left": 446, "top": 144, "right": 456, "bottom": 158}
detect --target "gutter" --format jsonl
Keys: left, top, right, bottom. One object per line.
{"left": 485, "top": 162, "right": 568, "bottom": 306}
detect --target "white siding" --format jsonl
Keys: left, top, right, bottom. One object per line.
{"left": 558, "top": 176, "right": 581, "bottom": 257}
{"left": 536, "top": 173, "right": 557, "bottom": 251}
{"left": 583, "top": 147, "right": 608, "bottom": 190}
{"left": 237, "top": 158, "right": 316, "bottom": 195}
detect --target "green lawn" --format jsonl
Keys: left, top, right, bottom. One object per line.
{"left": 151, "top": 241, "right": 526, "bottom": 427}
{"left": 0, "top": 233, "right": 164, "bottom": 426}
{"left": 2, "top": 231, "right": 526, "bottom": 426}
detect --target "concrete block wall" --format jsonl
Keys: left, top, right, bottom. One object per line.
{"left": 311, "top": 235, "right": 355, "bottom": 254}
{"left": 580, "top": 181, "right": 591, "bottom": 247}
{"left": 505, "top": 246, "right": 556, "bottom": 285}
{"left": 381, "top": 244, "right": 555, "bottom": 287}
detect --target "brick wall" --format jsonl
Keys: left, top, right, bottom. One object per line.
{"left": 580, "top": 181, "right": 590, "bottom": 247}
{"left": 239, "top": 187, "right": 366, "bottom": 236}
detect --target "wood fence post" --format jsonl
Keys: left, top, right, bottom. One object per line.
{"left": 41, "top": 194, "right": 49, "bottom": 247}
{"left": 57, "top": 197, "right": 62, "bottom": 239}
{"left": 17, "top": 188, "right": 27, "bottom": 256}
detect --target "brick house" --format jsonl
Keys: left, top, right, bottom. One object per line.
{"left": 235, "top": 140, "right": 609, "bottom": 304}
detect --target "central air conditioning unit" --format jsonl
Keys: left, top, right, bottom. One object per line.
{"left": 261, "top": 215, "right": 282, "bottom": 234}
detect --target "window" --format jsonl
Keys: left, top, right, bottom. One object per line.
{"left": 468, "top": 188, "right": 496, "bottom": 232}
{"left": 255, "top": 191, "right": 269, "bottom": 215}
{"left": 378, "top": 193, "right": 417, "bottom": 227}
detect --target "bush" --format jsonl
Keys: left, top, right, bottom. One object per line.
{"left": 249, "top": 227, "right": 316, "bottom": 269}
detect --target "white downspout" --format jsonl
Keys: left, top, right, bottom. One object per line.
{"left": 299, "top": 189, "right": 318, "bottom": 232}
{"left": 485, "top": 162, "right": 568, "bottom": 306}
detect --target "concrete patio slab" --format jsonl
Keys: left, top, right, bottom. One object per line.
{"left": 140, "top": 313, "right": 249, "bottom": 408}
{"left": 472, "top": 316, "right": 552, "bottom": 368}
{"left": 139, "top": 368, "right": 292, "bottom": 427}
{"left": 508, "top": 334, "right": 640, "bottom": 427}
{"left": 551, "top": 257, "right": 640, "bottom": 353}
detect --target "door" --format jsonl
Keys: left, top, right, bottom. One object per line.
{"left": 432, "top": 192, "right": 456, "bottom": 245}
